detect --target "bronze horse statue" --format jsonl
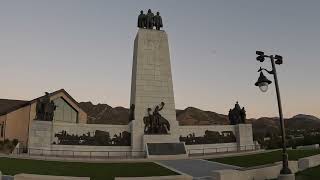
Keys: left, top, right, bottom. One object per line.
{"left": 143, "top": 103, "right": 170, "bottom": 134}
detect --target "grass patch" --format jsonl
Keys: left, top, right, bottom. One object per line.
{"left": 296, "top": 165, "right": 320, "bottom": 180}
{"left": 0, "top": 157, "right": 178, "bottom": 180}
{"left": 209, "top": 149, "right": 320, "bottom": 167}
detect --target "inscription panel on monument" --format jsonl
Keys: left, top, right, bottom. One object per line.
{"left": 147, "top": 143, "right": 186, "bottom": 155}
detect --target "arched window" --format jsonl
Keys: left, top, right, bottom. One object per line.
{"left": 53, "top": 97, "right": 78, "bottom": 123}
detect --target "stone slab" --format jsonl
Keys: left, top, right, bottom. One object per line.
{"left": 159, "top": 159, "right": 239, "bottom": 178}
{"left": 115, "top": 175, "right": 192, "bottom": 180}
{"left": 14, "top": 174, "right": 90, "bottom": 180}
{"left": 147, "top": 143, "right": 186, "bottom": 155}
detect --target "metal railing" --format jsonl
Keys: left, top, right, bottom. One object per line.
{"left": 11, "top": 144, "right": 260, "bottom": 159}
{"left": 13, "top": 148, "right": 146, "bottom": 159}
{"left": 187, "top": 144, "right": 260, "bottom": 156}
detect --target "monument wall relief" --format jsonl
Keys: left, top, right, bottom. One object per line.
{"left": 53, "top": 130, "right": 131, "bottom": 146}
{"left": 179, "top": 130, "right": 236, "bottom": 145}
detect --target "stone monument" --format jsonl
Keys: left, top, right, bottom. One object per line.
{"left": 130, "top": 13, "right": 186, "bottom": 157}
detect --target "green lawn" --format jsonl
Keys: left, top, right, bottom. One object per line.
{"left": 0, "top": 157, "right": 178, "bottom": 180}
{"left": 209, "top": 149, "right": 320, "bottom": 167}
{"left": 296, "top": 165, "right": 320, "bottom": 180}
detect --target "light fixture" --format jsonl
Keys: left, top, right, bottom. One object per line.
{"left": 255, "top": 71, "right": 272, "bottom": 92}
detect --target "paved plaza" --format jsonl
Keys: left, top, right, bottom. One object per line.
{"left": 158, "top": 159, "right": 240, "bottom": 179}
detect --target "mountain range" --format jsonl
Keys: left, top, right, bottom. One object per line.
{"left": 79, "top": 102, "right": 320, "bottom": 137}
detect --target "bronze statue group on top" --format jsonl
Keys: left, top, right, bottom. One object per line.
{"left": 137, "top": 9, "right": 163, "bottom": 30}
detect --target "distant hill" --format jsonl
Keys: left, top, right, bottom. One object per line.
{"left": 79, "top": 102, "right": 129, "bottom": 125}
{"left": 176, "top": 107, "right": 229, "bottom": 125}
{"left": 78, "top": 102, "right": 320, "bottom": 136}
{"left": 79, "top": 102, "right": 230, "bottom": 125}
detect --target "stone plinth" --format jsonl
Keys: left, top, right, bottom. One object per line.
{"left": 130, "top": 29, "right": 180, "bottom": 152}
{"left": 14, "top": 174, "right": 90, "bottom": 180}
{"left": 28, "top": 121, "right": 53, "bottom": 150}
{"left": 143, "top": 134, "right": 187, "bottom": 158}
{"left": 278, "top": 174, "right": 295, "bottom": 180}
{"left": 143, "top": 134, "right": 179, "bottom": 145}
{"left": 235, "top": 124, "right": 254, "bottom": 151}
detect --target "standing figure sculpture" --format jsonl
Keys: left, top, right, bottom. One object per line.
{"left": 137, "top": 10, "right": 146, "bottom": 28}
{"left": 228, "top": 101, "right": 247, "bottom": 125}
{"left": 35, "top": 92, "right": 56, "bottom": 121}
{"left": 153, "top": 102, "right": 164, "bottom": 130}
{"left": 146, "top": 9, "right": 154, "bottom": 29}
{"left": 129, "top": 104, "right": 135, "bottom": 121}
{"left": 153, "top": 12, "right": 163, "bottom": 30}
{"left": 240, "top": 107, "right": 246, "bottom": 123}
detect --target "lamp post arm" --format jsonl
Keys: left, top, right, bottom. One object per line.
{"left": 270, "top": 55, "right": 292, "bottom": 174}
{"left": 258, "top": 67, "right": 274, "bottom": 74}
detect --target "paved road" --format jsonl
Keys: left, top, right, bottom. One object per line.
{"left": 158, "top": 159, "right": 240, "bottom": 179}
{"left": 2, "top": 175, "right": 14, "bottom": 180}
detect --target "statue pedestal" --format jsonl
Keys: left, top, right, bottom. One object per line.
{"left": 28, "top": 121, "right": 53, "bottom": 154}
{"left": 235, "top": 124, "right": 255, "bottom": 151}
{"left": 278, "top": 174, "right": 295, "bottom": 180}
{"left": 143, "top": 134, "right": 187, "bottom": 159}
{"left": 143, "top": 134, "right": 180, "bottom": 147}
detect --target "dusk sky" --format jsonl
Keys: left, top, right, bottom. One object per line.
{"left": 1, "top": 0, "right": 319, "bottom": 118}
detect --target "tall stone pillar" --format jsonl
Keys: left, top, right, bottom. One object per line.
{"left": 130, "top": 29, "right": 180, "bottom": 152}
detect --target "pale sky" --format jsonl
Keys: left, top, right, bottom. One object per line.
{"left": 0, "top": 0, "right": 319, "bottom": 118}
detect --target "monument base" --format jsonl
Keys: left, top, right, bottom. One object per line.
{"left": 278, "top": 174, "right": 295, "bottom": 180}
{"left": 143, "top": 134, "right": 187, "bottom": 159}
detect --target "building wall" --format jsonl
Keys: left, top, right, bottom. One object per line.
{"left": 29, "top": 91, "right": 87, "bottom": 127}
{"left": 5, "top": 105, "right": 31, "bottom": 145}
{"left": 0, "top": 115, "right": 6, "bottom": 141}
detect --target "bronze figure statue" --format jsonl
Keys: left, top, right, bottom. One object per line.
{"left": 35, "top": 92, "right": 56, "bottom": 121}
{"left": 153, "top": 12, "right": 163, "bottom": 30}
{"left": 143, "top": 102, "right": 170, "bottom": 134}
{"left": 137, "top": 9, "right": 163, "bottom": 30}
{"left": 137, "top": 10, "right": 146, "bottom": 28}
{"left": 228, "top": 101, "right": 247, "bottom": 125}
{"left": 129, "top": 104, "right": 135, "bottom": 121}
{"left": 146, "top": 9, "right": 154, "bottom": 29}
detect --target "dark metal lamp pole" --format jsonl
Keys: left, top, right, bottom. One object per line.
{"left": 255, "top": 51, "right": 292, "bottom": 175}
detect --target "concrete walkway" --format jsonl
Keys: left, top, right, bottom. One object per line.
{"left": 2, "top": 175, "right": 14, "bottom": 180}
{"left": 158, "top": 159, "right": 241, "bottom": 179}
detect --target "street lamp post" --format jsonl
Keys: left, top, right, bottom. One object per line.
{"left": 255, "top": 51, "right": 293, "bottom": 176}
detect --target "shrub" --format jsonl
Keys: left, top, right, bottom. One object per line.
{"left": 0, "top": 140, "right": 3, "bottom": 150}
{"left": 12, "top": 139, "right": 19, "bottom": 146}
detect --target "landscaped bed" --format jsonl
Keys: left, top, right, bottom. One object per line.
{"left": 0, "top": 157, "right": 178, "bottom": 180}
{"left": 296, "top": 165, "right": 320, "bottom": 180}
{"left": 209, "top": 149, "right": 320, "bottom": 167}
